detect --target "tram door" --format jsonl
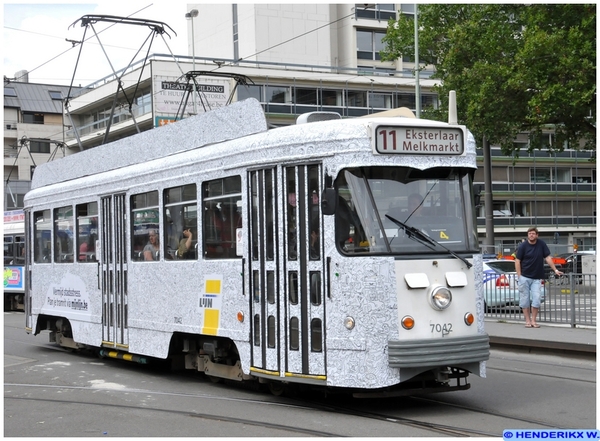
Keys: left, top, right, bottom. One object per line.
{"left": 100, "top": 194, "right": 128, "bottom": 349}
{"left": 248, "top": 165, "right": 325, "bottom": 379}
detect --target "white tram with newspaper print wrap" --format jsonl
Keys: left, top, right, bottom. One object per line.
{"left": 24, "top": 98, "right": 489, "bottom": 396}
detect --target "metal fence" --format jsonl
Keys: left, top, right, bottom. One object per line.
{"left": 484, "top": 273, "right": 596, "bottom": 328}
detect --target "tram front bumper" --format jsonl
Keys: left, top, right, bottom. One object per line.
{"left": 388, "top": 334, "right": 490, "bottom": 370}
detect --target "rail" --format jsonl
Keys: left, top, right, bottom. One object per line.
{"left": 484, "top": 272, "right": 596, "bottom": 327}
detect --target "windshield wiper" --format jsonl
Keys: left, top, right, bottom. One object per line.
{"left": 385, "top": 214, "right": 472, "bottom": 269}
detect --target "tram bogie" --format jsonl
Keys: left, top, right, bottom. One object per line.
{"left": 24, "top": 97, "right": 489, "bottom": 396}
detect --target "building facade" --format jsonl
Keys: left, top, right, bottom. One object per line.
{"left": 3, "top": 78, "right": 82, "bottom": 209}
{"left": 3, "top": 4, "right": 595, "bottom": 253}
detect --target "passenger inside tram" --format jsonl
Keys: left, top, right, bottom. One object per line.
{"left": 177, "top": 228, "right": 195, "bottom": 259}
{"left": 144, "top": 229, "right": 160, "bottom": 261}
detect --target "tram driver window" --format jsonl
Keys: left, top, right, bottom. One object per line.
{"left": 203, "top": 176, "right": 242, "bottom": 259}
{"left": 76, "top": 202, "right": 98, "bottom": 262}
{"left": 54, "top": 206, "right": 74, "bottom": 263}
{"left": 164, "top": 184, "right": 197, "bottom": 260}
{"left": 131, "top": 191, "right": 160, "bottom": 261}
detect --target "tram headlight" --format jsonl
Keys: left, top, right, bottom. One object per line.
{"left": 344, "top": 316, "right": 355, "bottom": 330}
{"left": 430, "top": 286, "right": 452, "bottom": 310}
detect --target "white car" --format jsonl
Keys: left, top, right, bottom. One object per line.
{"left": 483, "top": 259, "right": 545, "bottom": 311}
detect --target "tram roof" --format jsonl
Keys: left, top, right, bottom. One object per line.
{"left": 3, "top": 222, "right": 24, "bottom": 235}
{"left": 30, "top": 98, "right": 269, "bottom": 190}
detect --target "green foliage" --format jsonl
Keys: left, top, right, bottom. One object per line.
{"left": 381, "top": 4, "right": 596, "bottom": 156}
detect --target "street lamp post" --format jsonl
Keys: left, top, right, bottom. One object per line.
{"left": 185, "top": 9, "right": 199, "bottom": 114}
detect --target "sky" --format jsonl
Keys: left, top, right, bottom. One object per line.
{"left": 3, "top": 1, "right": 193, "bottom": 87}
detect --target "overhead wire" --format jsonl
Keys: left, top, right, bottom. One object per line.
{"left": 4, "top": 4, "right": 154, "bottom": 84}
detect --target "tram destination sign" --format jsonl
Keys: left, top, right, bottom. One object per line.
{"left": 375, "top": 126, "right": 464, "bottom": 155}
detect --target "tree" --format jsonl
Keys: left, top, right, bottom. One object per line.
{"left": 381, "top": 4, "right": 596, "bottom": 156}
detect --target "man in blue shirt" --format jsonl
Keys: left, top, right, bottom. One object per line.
{"left": 515, "top": 227, "right": 563, "bottom": 328}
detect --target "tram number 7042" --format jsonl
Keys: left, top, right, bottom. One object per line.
{"left": 430, "top": 323, "right": 453, "bottom": 336}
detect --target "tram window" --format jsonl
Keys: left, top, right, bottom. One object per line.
{"left": 311, "top": 318, "right": 323, "bottom": 352}
{"left": 131, "top": 191, "right": 159, "bottom": 261}
{"left": 265, "top": 169, "right": 275, "bottom": 261}
{"left": 310, "top": 272, "right": 321, "bottom": 305}
{"left": 332, "top": 167, "right": 473, "bottom": 255}
{"left": 253, "top": 315, "right": 260, "bottom": 346}
{"left": 164, "top": 184, "right": 197, "bottom": 261}
{"left": 76, "top": 202, "right": 98, "bottom": 262}
{"left": 290, "top": 317, "right": 300, "bottom": 351}
{"left": 15, "top": 237, "right": 25, "bottom": 265}
{"left": 4, "top": 237, "right": 11, "bottom": 262}
{"left": 203, "top": 176, "right": 242, "bottom": 259}
{"left": 34, "top": 210, "right": 51, "bottom": 263}
{"left": 266, "top": 271, "right": 275, "bottom": 304}
{"left": 308, "top": 167, "right": 321, "bottom": 260}
{"left": 267, "top": 315, "right": 276, "bottom": 348}
{"left": 3, "top": 235, "right": 24, "bottom": 265}
{"left": 4, "top": 236, "right": 13, "bottom": 265}
{"left": 253, "top": 270, "right": 260, "bottom": 303}
{"left": 288, "top": 271, "right": 298, "bottom": 304}
{"left": 285, "top": 169, "right": 297, "bottom": 260}
{"left": 54, "top": 206, "right": 74, "bottom": 263}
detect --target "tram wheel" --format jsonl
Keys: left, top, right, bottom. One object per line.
{"left": 207, "top": 375, "right": 222, "bottom": 383}
{"left": 268, "top": 382, "right": 285, "bottom": 396}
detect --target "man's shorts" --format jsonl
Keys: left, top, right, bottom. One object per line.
{"left": 518, "top": 276, "right": 542, "bottom": 308}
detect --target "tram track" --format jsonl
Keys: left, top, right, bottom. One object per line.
{"left": 486, "top": 365, "right": 596, "bottom": 383}
{"left": 2, "top": 380, "right": 505, "bottom": 437}
{"left": 5, "top": 394, "right": 340, "bottom": 437}
{"left": 287, "top": 396, "right": 502, "bottom": 437}
{"left": 410, "top": 395, "right": 559, "bottom": 430}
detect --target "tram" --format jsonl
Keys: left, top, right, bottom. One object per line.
{"left": 24, "top": 97, "right": 489, "bottom": 396}
{"left": 4, "top": 210, "right": 26, "bottom": 310}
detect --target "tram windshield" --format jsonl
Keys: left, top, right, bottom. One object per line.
{"left": 334, "top": 166, "right": 479, "bottom": 256}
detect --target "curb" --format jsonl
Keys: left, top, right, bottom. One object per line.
{"left": 489, "top": 336, "right": 596, "bottom": 357}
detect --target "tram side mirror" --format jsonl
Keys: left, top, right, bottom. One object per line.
{"left": 321, "top": 188, "right": 337, "bottom": 215}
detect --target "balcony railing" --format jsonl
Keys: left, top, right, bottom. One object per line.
{"left": 477, "top": 215, "right": 596, "bottom": 228}
{"left": 65, "top": 105, "right": 147, "bottom": 141}
{"left": 483, "top": 182, "right": 596, "bottom": 193}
